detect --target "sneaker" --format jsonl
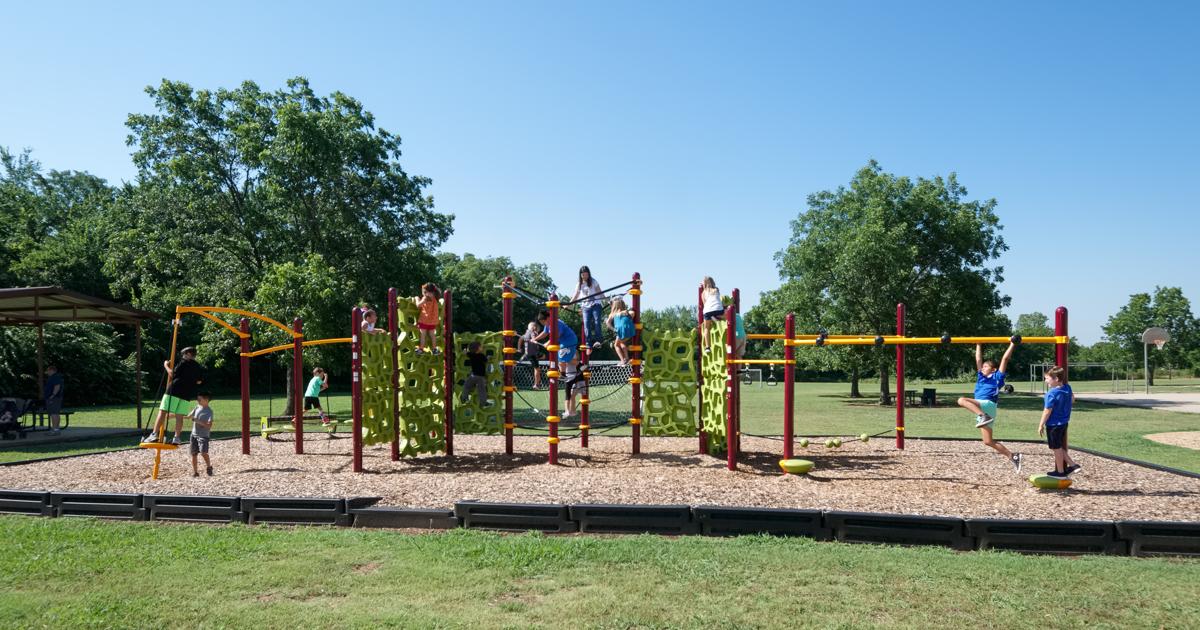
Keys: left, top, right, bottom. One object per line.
{"left": 432, "top": 348, "right": 441, "bottom": 355}
{"left": 193, "top": 471, "right": 199, "bottom": 477}
{"left": 1064, "top": 464, "right": 1082, "bottom": 476}
{"left": 415, "top": 348, "right": 425, "bottom": 355}
{"left": 1046, "top": 469, "right": 1068, "bottom": 479}
{"left": 170, "top": 435, "right": 182, "bottom": 445}
{"left": 974, "top": 415, "right": 993, "bottom": 428}
{"left": 141, "top": 434, "right": 157, "bottom": 444}
{"left": 49, "top": 429, "right": 61, "bottom": 436}
{"left": 206, "top": 466, "right": 213, "bottom": 476}
{"left": 592, "top": 342, "right": 601, "bottom": 349}
{"left": 1011, "top": 453, "right": 1023, "bottom": 473}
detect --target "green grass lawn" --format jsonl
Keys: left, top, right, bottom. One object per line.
{"left": 5, "top": 381, "right": 1198, "bottom": 472}
{"left": 0, "top": 516, "right": 1196, "bottom": 629}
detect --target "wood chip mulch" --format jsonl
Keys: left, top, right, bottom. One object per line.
{"left": 1, "top": 435, "right": 1197, "bottom": 522}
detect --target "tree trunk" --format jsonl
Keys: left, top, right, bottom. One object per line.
{"left": 879, "top": 360, "right": 891, "bottom": 405}
{"left": 283, "top": 366, "right": 295, "bottom": 416}
{"left": 849, "top": 366, "right": 861, "bottom": 398}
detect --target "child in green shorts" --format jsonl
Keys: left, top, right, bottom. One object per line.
{"left": 956, "top": 342, "right": 1022, "bottom": 472}
{"left": 142, "top": 346, "right": 206, "bottom": 445}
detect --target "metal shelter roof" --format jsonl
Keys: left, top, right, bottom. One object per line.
{"left": 0, "top": 287, "right": 157, "bottom": 326}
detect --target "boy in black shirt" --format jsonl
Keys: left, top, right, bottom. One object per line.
{"left": 142, "top": 346, "right": 206, "bottom": 445}
{"left": 459, "top": 342, "right": 491, "bottom": 406}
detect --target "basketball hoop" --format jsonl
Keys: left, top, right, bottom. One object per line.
{"left": 1141, "top": 327, "right": 1170, "bottom": 395}
{"left": 1153, "top": 339, "right": 1167, "bottom": 351}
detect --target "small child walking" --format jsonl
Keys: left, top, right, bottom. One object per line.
{"left": 188, "top": 392, "right": 214, "bottom": 477}
{"left": 956, "top": 342, "right": 1022, "bottom": 472}
{"left": 1038, "top": 366, "right": 1080, "bottom": 478}
{"left": 305, "top": 367, "right": 330, "bottom": 426}
{"left": 519, "top": 321, "right": 545, "bottom": 388}
{"left": 415, "top": 283, "right": 441, "bottom": 354}
{"left": 605, "top": 298, "right": 636, "bottom": 365}
{"left": 460, "top": 341, "right": 491, "bottom": 406}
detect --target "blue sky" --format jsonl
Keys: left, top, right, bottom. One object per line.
{"left": 2, "top": 1, "right": 1196, "bottom": 343}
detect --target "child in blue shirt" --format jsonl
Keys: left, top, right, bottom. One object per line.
{"left": 1038, "top": 366, "right": 1079, "bottom": 478}
{"left": 956, "top": 342, "right": 1022, "bottom": 472}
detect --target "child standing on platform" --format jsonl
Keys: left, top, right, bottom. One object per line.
{"left": 1038, "top": 366, "right": 1080, "bottom": 478}
{"left": 571, "top": 266, "right": 606, "bottom": 349}
{"left": 415, "top": 283, "right": 441, "bottom": 354}
{"left": 956, "top": 342, "right": 1022, "bottom": 472}
{"left": 361, "top": 309, "right": 385, "bottom": 335}
{"left": 700, "top": 277, "right": 723, "bottom": 347}
{"left": 605, "top": 298, "right": 636, "bottom": 365}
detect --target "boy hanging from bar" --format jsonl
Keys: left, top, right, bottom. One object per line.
{"left": 956, "top": 342, "right": 1023, "bottom": 472}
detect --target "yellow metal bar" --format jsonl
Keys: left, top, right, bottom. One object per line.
{"left": 789, "top": 335, "right": 1068, "bottom": 347}
{"left": 727, "top": 359, "right": 795, "bottom": 365}
{"left": 186, "top": 310, "right": 248, "bottom": 339}
{"left": 240, "top": 337, "right": 352, "bottom": 358}
{"left": 178, "top": 306, "right": 298, "bottom": 337}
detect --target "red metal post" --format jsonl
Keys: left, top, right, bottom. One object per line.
{"left": 1055, "top": 306, "right": 1068, "bottom": 369}
{"left": 580, "top": 311, "right": 591, "bottom": 449}
{"left": 630, "top": 272, "right": 642, "bottom": 455}
{"left": 351, "top": 307, "right": 364, "bottom": 472}
{"left": 443, "top": 290, "right": 454, "bottom": 457}
{"left": 240, "top": 318, "right": 251, "bottom": 455}
{"left": 696, "top": 284, "right": 707, "bottom": 454}
{"left": 732, "top": 288, "right": 741, "bottom": 453}
{"left": 896, "top": 303, "right": 906, "bottom": 450}
{"left": 783, "top": 313, "right": 795, "bottom": 460}
{"left": 388, "top": 288, "right": 400, "bottom": 461}
{"left": 725, "top": 304, "right": 737, "bottom": 471}
{"left": 293, "top": 317, "right": 304, "bottom": 455}
{"left": 548, "top": 294, "right": 560, "bottom": 465}
{"left": 502, "top": 278, "right": 515, "bottom": 455}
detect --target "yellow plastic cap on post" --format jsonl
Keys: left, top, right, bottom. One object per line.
{"left": 546, "top": 415, "right": 561, "bottom": 423}
{"left": 548, "top": 437, "right": 560, "bottom": 445}
{"left": 629, "top": 418, "right": 642, "bottom": 425}
{"left": 546, "top": 344, "right": 560, "bottom": 352}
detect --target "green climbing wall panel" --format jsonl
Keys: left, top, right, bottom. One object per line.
{"left": 360, "top": 331, "right": 396, "bottom": 446}
{"left": 454, "top": 331, "right": 503, "bottom": 435}
{"left": 393, "top": 296, "right": 447, "bottom": 456}
{"left": 699, "top": 320, "right": 728, "bottom": 453}
{"left": 641, "top": 328, "right": 697, "bottom": 437}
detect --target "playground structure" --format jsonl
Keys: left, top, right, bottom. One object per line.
{"left": 139, "top": 276, "right": 1075, "bottom": 480}
{"left": 139, "top": 306, "right": 355, "bottom": 479}
{"left": 712, "top": 294, "right": 1071, "bottom": 471}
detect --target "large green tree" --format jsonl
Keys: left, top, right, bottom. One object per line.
{"left": 756, "top": 161, "right": 1010, "bottom": 400}
{"left": 107, "top": 77, "right": 452, "bottom": 315}
{"left": 1102, "top": 287, "right": 1199, "bottom": 384}
{"left": 435, "top": 253, "right": 556, "bottom": 334}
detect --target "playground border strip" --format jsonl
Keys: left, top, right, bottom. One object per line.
{"left": 2, "top": 492, "right": 1198, "bottom": 558}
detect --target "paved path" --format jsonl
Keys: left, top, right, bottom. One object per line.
{"left": 1076, "top": 392, "right": 1200, "bottom": 414}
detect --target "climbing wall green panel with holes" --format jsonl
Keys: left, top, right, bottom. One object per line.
{"left": 640, "top": 328, "right": 697, "bottom": 437}
{"left": 360, "top": 331, "right": 395, "bottom": 446}
{"left": 454, "top": 331, "right": 504, "bottom": 434}
{"left": 699, "top": 320, "right": 728, "bottom": 453}
{"left": 394, "top": 296, "right": 447, "bottom": 456}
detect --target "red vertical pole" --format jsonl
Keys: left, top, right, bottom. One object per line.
{"left": 696, "top": 284, "right": 707, "bottom": 455}
{"left": 725, "top": 305, "right": 737, "bottom": 471}
{"left": 896, "top": 303, "right": 906, "bottom": 450}
{"left": 443, "top": 290, "right": 454, "bottom": 457}
{"left": 732, "top": 288, "right": 741, "bottom": 454}
{"left": 351, "top": 308, "right": 363, "bottom": 472}
{"left": 1055, "top": 306, "right": 1068, "bottom": 369}
{"left": 783, "top": 313, "right": 795, "bottom": 460}
{"left": 502, "top": 278, "right": 515, "bottom": 455}
{"left": 548, "top": 294, "right": 560, "bottom": 465}
{"left": 580, "top": 313, "right": 591, "bottom": 449}
{"left": 388, "top": 288, "right": 400, "bottom": 461}
{"left": 240, "top": 318, "right": 251, "bottom": 455}
{"left": 293, "top": 317, "right": 304, "bottom": 455}
{"left": 630, "top": 272, "right": 642, "bottom": 455}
